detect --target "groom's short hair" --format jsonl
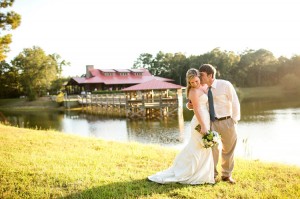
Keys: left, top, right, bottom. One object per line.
{"left": 199, "top": 64, "right": 216, "bottom": 79}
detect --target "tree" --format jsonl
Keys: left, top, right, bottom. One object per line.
{"left": 0, "top": 60, "right": 21, "bottom": 98}
{"left": 133, "top": 53, "right": 154, "bottom": 71}
{"left": 151, "top": 51, "right": 169, "bottom": 77}
{"left": 11, "top": 46, "right": 58, "bottom": 100}
{"left": 165, "top": 52, "right": 188, "bottom": 85}
{"left": 0, "top": 0, "right": 21, "bottom": 61}
{"left": 49, "top": 53, "right": 70, "bottom": 78}
{"left": 289, "top": 55, "right": 300, "bottom": 76}
{"left": 49, "top": 77, "right": 69, "bottom": 95}
{"left": 237, "top": 49, "right": 278, "bottom": 86}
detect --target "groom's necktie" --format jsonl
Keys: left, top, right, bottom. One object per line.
{"left": 208, "top": 87, "right": 216, "bottom": 122}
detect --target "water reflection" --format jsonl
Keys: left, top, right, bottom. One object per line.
{"left": 241, "top": 96, "right": 300, "bottom": 122}
{"left": 1, "top": 96, "right": 300, "bottom": 166}
{"left": 61, "top": 111, "right": 187, "bottom": 147}
{"left": 236, "top": 103, "right": 300, "bottom": 166}
{"left": 127, "top": 119, "right": 185, "bottom": 146}
{"left": 0, "top": 110, "right": 64, "bottom": 130}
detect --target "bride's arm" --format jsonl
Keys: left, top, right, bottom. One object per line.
{"left": 189, "top": 89, "right": 208, "bottom": 135}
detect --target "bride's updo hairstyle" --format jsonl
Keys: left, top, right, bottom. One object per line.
{"left": 186, "top": 68, "right": 200, "bottom": 99}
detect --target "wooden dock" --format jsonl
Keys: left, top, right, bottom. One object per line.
{"left": 125, "top": 95, "right": 180, "bottom": 119}
{"left": 68, "top": 93, "right": 182, "bottom": 119}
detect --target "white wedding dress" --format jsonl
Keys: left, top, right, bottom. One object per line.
{"left": 148, "top": 94, "right": 215, "bottom": 184}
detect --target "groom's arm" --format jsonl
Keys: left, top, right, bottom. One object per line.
{"left": 227, "top": 82, "right": 240, "bottom": 123}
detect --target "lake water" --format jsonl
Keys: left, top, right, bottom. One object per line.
{"left": 1, "top": 96, "right": 300, "bottom": 167}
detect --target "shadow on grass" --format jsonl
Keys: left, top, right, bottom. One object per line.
{"left": 62, "top": 178, "right": 213, "bottom": 199}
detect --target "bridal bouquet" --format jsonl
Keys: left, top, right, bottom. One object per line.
{"left": 194, "top": 125, "right": 221, "bottom": 148}
{"left": 202, "top": 130, "right": 221, "bottom": 148}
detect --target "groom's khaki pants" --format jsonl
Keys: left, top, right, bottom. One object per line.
{"left": 211, "top": 118, "right": 237, "bottom": 178}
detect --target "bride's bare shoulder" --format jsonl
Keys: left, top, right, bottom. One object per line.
{"left": 190, "top": 88, "right": 205, "bottom": 96}
{"left": 189, "top": 87, "right": 200, "bottom": 94}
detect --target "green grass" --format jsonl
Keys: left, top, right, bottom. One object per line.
{"left": 1, "top": 124, "right": 300, "bottom": 199}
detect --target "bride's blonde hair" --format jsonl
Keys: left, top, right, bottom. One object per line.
{"left": 186, "top": 68, "right": 200, "bottom": 99}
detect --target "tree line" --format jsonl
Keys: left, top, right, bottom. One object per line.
{"left": 2, "top": 47, "right": 300, "bottom": 100}
{"left": 133, "top": 48, "right": 300, "bottom": 90}
{"left": 0, "top": 46, "right": 69, "bottom": 100}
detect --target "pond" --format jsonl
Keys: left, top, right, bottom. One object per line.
{"left": 1, "top": 96, "right": 300, "bottom": 166}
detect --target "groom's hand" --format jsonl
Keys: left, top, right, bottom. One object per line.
{"left": 186, "top": 100, "right": 194, "bottom": 110}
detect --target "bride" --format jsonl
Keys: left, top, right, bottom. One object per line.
{"left": 148, "top": 68, "right": 215, "bottom": 185}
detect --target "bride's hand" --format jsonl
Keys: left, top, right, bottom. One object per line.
{"left": 200, "top": 128, "right": 208, "bottom": 135}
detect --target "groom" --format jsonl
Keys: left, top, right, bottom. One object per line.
{"left": 187, "top": 64, "right": 240, "bottom": 184}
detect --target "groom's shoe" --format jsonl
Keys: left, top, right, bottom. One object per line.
{"left": 221, "top": 176, "right": 236, "bottom": 184}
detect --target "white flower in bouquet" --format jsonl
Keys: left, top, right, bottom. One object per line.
{"left": 194, "top": 125, "right": 221, "bottom": 148}
{"left": 202, "top": 130, "right": 221, "bottom": 148}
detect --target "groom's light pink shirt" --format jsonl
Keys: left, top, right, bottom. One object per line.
{"left": 210, "top": 79, "right": 240, "bottom": 122}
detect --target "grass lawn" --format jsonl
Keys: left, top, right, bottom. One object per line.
{"left": 1, "top": 124, "right": 300, "bottom": 199}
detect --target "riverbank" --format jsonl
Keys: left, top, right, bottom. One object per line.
{"left": 237, "top": 86, "right": 299, "bottom": 101}
{"left": 1, "top": 123, "right": 299, "bottom": 198}
{"left": 0, "top": 96, "right": 62, "bottom": 110}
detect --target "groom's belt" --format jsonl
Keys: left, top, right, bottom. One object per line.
{"left": 215, "top": 116, "right": 231, "bottom": 121}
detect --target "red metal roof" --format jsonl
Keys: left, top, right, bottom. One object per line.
{"left": 122, "top": 79, "right": 183, "bottom": 91}
{"left": 70, "top": 68, "right": 174, "bottom": 85}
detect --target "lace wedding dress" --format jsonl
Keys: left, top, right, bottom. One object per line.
{"left": 148, "top": 94, "right": 215, "bottom": 184}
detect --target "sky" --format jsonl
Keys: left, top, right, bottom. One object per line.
{"left": 5, "top": 0, "right": 300, "bottom": 77}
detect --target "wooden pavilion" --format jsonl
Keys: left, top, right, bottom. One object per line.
{"left": 65, "top": 65, "right": 174, "bottom": 94}
{"left": 121, "top": 79, "right": 184, "bottom": 119}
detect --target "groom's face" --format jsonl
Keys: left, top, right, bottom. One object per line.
{"left": 200, "top": 72, "right": 209, "bottom": 83}
{"left": 200, "top": 72, "right": 213, "bottom": 86}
